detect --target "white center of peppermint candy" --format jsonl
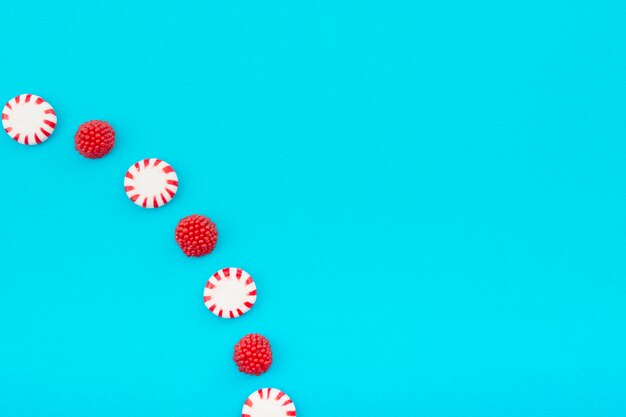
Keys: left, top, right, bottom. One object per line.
{"left": 242, "top": 388, "right": 296, "bottom": 417}
{"left": 211, "top": 278, "right": 249, "bottom": 311}
{"left": 251, "top": 399, "right": 288, "bottom": 417}
{"left": 134, "top": 165, "right": 168, "bottom": 197}
{"left": 9, "top": 102, "right": 47, "bottom": 135}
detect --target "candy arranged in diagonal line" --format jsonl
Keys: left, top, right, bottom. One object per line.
{"left": 124, "top": 158, "right": 178, "bottom": 208}
{"left": 2, "top": 94, "right": 56, "bottom": 145}
{"left": 242, "top": 388, "right": 296, "bottom": 417}
{"left": 3, "top": 92, "right": 298, "bottom": 413}
{"left": 204, "top": 267, "right": 257, "bottom": 319}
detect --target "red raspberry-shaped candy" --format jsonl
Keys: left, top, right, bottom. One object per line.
{"left": 175, "top": 214, "right": 218, "bottom": 257}
{"left": 74, "top": 120, "right": 115, "bottom": 159}
{"left": 233, "top": 333, "right": 273, "bottom": 376}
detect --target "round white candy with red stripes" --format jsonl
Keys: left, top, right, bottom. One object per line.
{"left": 242, "top": 388, "right": 296, "bottom": 417}
{"left": 2, "top": 94, "right": 56, "bottom": 145}
{"left": 124, "top": 158, "right": 178, "bottom": 208}
{"left": 204, "top": 268, "right": 257, "bottom": 319}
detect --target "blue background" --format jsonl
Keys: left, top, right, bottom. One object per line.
{"left": 1, "top": 1, "right": 625, "bottom": 416}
